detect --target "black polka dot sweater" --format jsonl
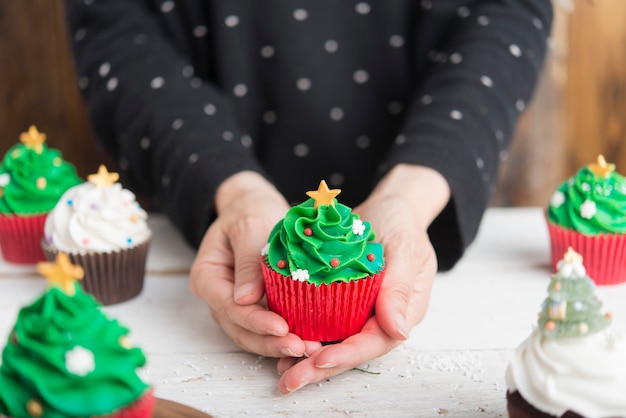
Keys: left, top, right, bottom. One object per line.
{"left": 65, "top": 0, "right": 553, "bottom": 270}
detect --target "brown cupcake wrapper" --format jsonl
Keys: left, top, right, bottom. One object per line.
{"left": 261, "top": 258, "right": 385, "bottom": 342}
{"left": 546, "top": 220, "right": 626, "bottom": 286}
{"left": 42, "top": 237, "right": 152, "bottom": 305}
{"left": 0, "top": 213, "right": 47, "bottom": 264}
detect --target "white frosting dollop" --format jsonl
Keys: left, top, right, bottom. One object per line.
{"left": 44, "top": 182, "right": 151, "bottom": 253}
{"left": 506, "top": 329, "right": 626, "bottom": 418}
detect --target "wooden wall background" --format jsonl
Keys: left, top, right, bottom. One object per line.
{"left": 1, "top": 1, "right": 625, "bottom": 207}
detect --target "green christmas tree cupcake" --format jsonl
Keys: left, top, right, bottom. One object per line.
{"left": 0, "top": 253, "right": 154, "bottom": 417}
{"left": 0, "top": 126, "right": 81, "bottom": 264}
{"left": 546, "top": 154, "right": 626, "bottom": 285}
{"left": 261, "top": 180, "right": 385, "bottom": 342}
{"left": 505, "top": 248, "right": 626, "bottom": 418}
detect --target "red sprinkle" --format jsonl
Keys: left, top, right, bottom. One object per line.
{"left": 330, "top": 258, "right": 340, "bottom": 267}
{"left": 277, "top": 260, "right": 287, "bottom": 269}
{"left": 304, "top": 228, "right": 313, "bottom": 236}
{"left": 367, "top": 254, "right": 375, "bottom": 262}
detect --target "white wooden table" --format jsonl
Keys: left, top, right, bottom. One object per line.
{"left": 2, "top": 208, "right": 625, "bottom": 417}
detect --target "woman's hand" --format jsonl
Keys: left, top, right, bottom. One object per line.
{"left": 189, "top": 171, "right": 322, "bottom": 358}
{"left": 275, "top": 164, "right": 450, "bottom": 393}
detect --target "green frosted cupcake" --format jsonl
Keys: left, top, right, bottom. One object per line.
{"left": 0, "top": 252, "right": 154, "bottom": 417}
{"left": 0, "top": 126, "right": 81, "bottom": 264}
{"left": 546, "top": 155, "right": 626, "bottom": 285}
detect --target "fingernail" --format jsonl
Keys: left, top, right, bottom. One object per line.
{"left": 279, "top": 347, "right": 303, "bottom": 357}
{"left": 286, "top": 380, "right": 309, "bottom": 393}
{"left": 316, "top": 362, "right": 337, "bottom": 369}
{"left": 234, "top": 283, "right": 254, "bottom": 301}
{"left": 395, "top": 313, "right": 409, "bottom": 339}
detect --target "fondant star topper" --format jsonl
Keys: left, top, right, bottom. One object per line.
{"left": 37, "top": 252, "right": 84, "bottom": 296}
{"left": 19, "top": 125, "right": 46, "bottom": 154}
{"left": 306, "top": 180, "right": 341, "bottom": 209}
{"left": 588, "top": 154, "right": 615, "bottom": 178}
{"left": 88, "top": 165, "right": 119, "bottom": 188}
{"left": 563, "top": 246, "right": 583, "bottom": 264}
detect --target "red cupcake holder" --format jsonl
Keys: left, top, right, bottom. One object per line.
{"left": 0, "top": 213, "right": 47, "bottom": 264}
{"left": 546, "top": 220, "right": 626, "bottom": 286}
{"left": 109, "top": 389, "right": 155, "bottom": 418}
{"left": 262, "top": 261, "right": 385, "bottom": 342}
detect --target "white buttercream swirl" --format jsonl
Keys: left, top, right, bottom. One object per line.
{"left": 44, "top": 182, "right": 150, "bottom": 253}
{"left": 506, "top": 329, "right": 626, "bottom": 417}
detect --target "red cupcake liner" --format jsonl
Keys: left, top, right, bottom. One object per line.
{"left": 42, "top": 237, "right": 152, "bottom": 305}
{"left": 0, "top": 213, "right": 47, "bottom": 264}
{"left": 109, "top": 389, "right": 155, "bottom": 418}
{"left": 261, "top": 259, "right": 385, "bottom": 342}
{"left": 546, "top": 220, "right": 626, "bottom": 286}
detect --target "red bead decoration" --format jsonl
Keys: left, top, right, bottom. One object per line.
{"left": 553, "top": 282, "right": 562, "bottom": 291}
{"left": 277, "top": 260, "right": 287, "bottom": 269}
{"left": 304, "top": 228, "right": 313, "bottom": 236}
{"left": 545, "top": 321, "right": 556, "bottom": 331}
{"left": 367, "top": 254, "right": 375, "bottom": 262}
{"left": 330, "top": 258, "right": 340, "bottom": 267}
{"left": 10, "top": 332, "right": 18, "bottom": 345}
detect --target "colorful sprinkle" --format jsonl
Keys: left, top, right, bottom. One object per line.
{"left": 130, "top": 214, "right": 139, "bottom": 223}
{"left": 277, "top": 260, "right": 287, "bottom": 269}
{"left": 330, "top": 258, "right": 340, "bottom": 267}
{"left": 26, "top": 399, "right": 43, "bottom": 417}
{"left": 545, "top": 321, "right": 556, "bottom": 331}
{"left": 0, "top": 173, "right": 9, "bottom": 187}
{"left": 126, "top": 237, "right": 133, "bottom": 245}
{"left": 606, "top": 312, "right": 613, "bottom": 319}
{"left": 53, "top": 157, "right": 62, "bottom": 166}
{"left": 119, "top": 336, "right": 132, "bottom": 349}
{"left": 67, "top": 199, "right": 73, "bottom": 206}
{"left": 10, "top": 331, "right": 18, "bottom": 345}
{"left": 304, "top": 228, "right": 313, "bottom": 236}
{"left": 578, "top": 322, "right": 589, "bottom": 334}
{"left": 36, "top": 177, "right": 47, "bottom": 190}
{"left": 90, "top": 203, "right": 99, "bottom": 210}
{"left": 82, "top": 238, "right": 90, "bottom": 246}
{"left": 367, "top": 254, "right": 375, "bottom": 262}
{"left": 553, "top": 282, "right": 561, "bottom": 291}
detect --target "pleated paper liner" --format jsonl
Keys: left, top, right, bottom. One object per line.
{"left": 111, "top": 389, "right": 155, "bottom": 418}
{"left": 262, "top": 259, "right": 385, "bottom": 342}
{"left": 41, "top": 236, "right": 152, "bottom": 305}
{"left": 0, "top": 213, "right": 47, "bottom": 264}
{"left": 546, "top": 220, "right": 626, "bottom": 286}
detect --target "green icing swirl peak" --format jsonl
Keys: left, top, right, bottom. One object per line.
{"left": 0, "top": 283, "right": 149, "bottom": 417}
{"left": 547, "top": 155, "right": 626, "bottom": 234}
{"left": 265, "top": 197, "right": 384, "bottom": 286}
{"left": 538, "top": 248, "right": 611, "bottom": 339}
{"left": 0, "top": 126, "right": 82, "bottom": 215}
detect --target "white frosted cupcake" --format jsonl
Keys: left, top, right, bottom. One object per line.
{"left": 42, "top": 165, "right": 152, "bottom": 305}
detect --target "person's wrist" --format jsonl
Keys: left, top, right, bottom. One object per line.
{"left": 370, "top": 164, "right": 450, "bottom": 228}
{"left": 215, "top": 171, "right": 280, "bottom": 214}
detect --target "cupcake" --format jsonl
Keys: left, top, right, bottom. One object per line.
{"left": 505, "top": 247, "right": 626, "bottom": 418}
{"left": 546, "top": 154, "right": 626, "bottom": 286}
{"left": 0, "top": 252, "right": 154, "bottom": 417}
{"left": 0, "top": 125, "right": 81, "bottom": 264}
{"left": 261, "top": 180, "right": 385, "bottom": 342}
{"left": 42, "top": 165, "right": 152, "bottom": 305}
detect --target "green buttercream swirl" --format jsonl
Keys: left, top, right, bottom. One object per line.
{"left": 0, "top": 284, "right": 149, "bottom": 417}
{"left": 538, "top": 272, "right": 611, "bottom": 339}
{"left": 547, "top": 166, "right": 626, "bottom": 234}
{"left": 266, "top": 198, "right": 384, "bottom": 286}
{"left": 0, "top": 143, "right": 82, "bottom": 215}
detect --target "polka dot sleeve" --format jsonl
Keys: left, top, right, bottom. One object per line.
{"left": 65, "top": 0, "right": 268, "bottom": 246}
{"left": 381, "top": 0, "right": 553, "bottom": 260}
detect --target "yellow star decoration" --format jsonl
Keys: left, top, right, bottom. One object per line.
{"left": 36, "top": 252, "right": 84, "bottom": 296}
{"left": 306, "top": 180, "right": 341, "bottom": 209}
{"left": 19, "top": 125, "right": 46, "bottom": 154}
{"left": 88, "top": 165, "right": 119, "bottom": 188}
{"left": 588, "top": 154, "right": 615, "bottom": 178}
{"left": 563, "top": 246, "right": 583, "bottom": 264}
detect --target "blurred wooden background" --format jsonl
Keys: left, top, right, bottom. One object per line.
{"left": 1, "top": 0, "right": 625, "bottom": 207}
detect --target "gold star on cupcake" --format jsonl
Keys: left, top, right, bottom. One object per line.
{"left": 306, "top": 180, "right": 341, "bottom": 209}
{"left": 563, "top": 247, "right": 583, "bottom": 264}
{"left": 588, "top": 154, "right": 615, "bottom": 178}
{"left": 88, "top": 165, "right": 119, "bottom": 188}
{"left": 37, "top": 252, "right": 84, "bottom": 296}
{"left": 19, "top": 125, "right": 46, "bottom": 154}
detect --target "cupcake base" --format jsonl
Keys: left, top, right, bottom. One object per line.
{"left": 42, "top": 237, "right": 152, "bottom": 305}
{"left": 0, "top": 214, "right": 47, "bottom": 264}
{"left": 506, "top": 390, "right": 584, "bottom": 418}
{"left": 546, "top": 220, "right": 626, "bottom": 286}
{"left": 262, "top": 259, "right": 384, "bottom": 342}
